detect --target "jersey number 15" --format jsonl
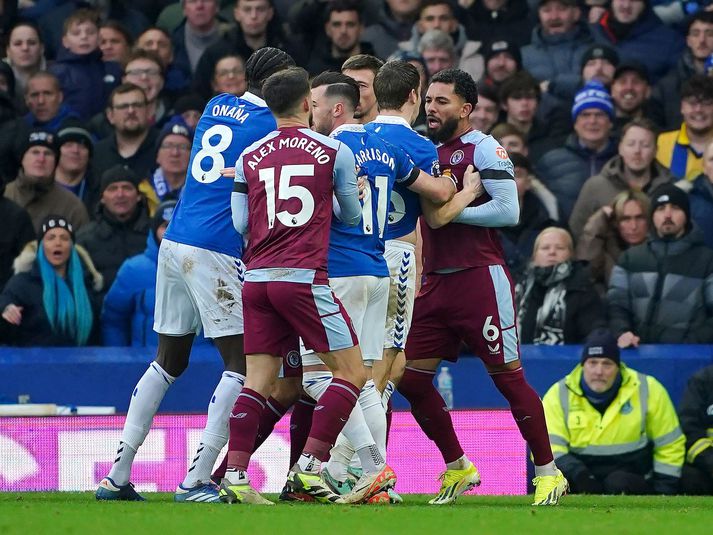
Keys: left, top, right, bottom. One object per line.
{"left": 259, "top": 164, "right": 315, "bottom": 228}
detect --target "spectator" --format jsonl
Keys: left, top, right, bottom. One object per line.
{"left": 139, "top": 120, "right": 193, "bottom": 215}
{"left": 2, "top": 21, "right": 47, "bottom": 104}
{"left": 678, "top": 139, "right": 713, "bottom": 248}
{"left": 608, "top": 183, "right": 713, "bottom": 345}
{"left": 400, "top": 0, "right": 484, "bottom": 80}
{"left": 99, "top": 20, "right": 133, "bottom": 64}
{"left": 172, "top": 93, "right": 205, "bottom": 131}
{"left": 579, "top": 43, "right": 619, "bottom": 88}
{"left": 469, "top": 84, "right": 500, "bottom": 134}
{"left": 342, "top": 54, "right": 384, "bottom": 124}
{"left": 54, "top": 125, "right": 96, "bottom": 213}
{"left": 417, "top": 29, "right": 458, "bottom": 79}
{"left": 122, "top": 49, "right": 169, "bottom": 127}
{"left": 610, "top": 61, "right": 657, "bottom": 135}
{"left": 193, "top": 0, "right": 293, "bottom": 99}
{"left": 77, "top": 165, "right": 151, "bottom": 292}
{"left": 0, "top": 215, "right": 102, "bottom": 347}
{"left": 101, "top": 199, "right": 208, "bottom": 348}
{"left": 590, "top": 0, "right": 684, "bottom": 82}
{"left": 536, "top": 81, "right": 618, "bottom": 223}
{"left": 91, "top": 84, "right": 159, "bottom": 186}
{"left": 136, "top": 27, "right": 191, "bottom": 99}
{"left": 678, "top": 364, "right": 713, "bottom": 495}
{"left": 48, "top": 9, "right": 122, "bottom": 121}
{"left": 211, "top": 54, "right": 247, "bottom": 96}
{"left": 576, "top": 189, "right": 650, "bottom": 290}
{"left": 522, "top": 0, "right": 594, "bottom": 99}
{"left": 569, "top": 118, "right": 672, "bottom": 240}
{"left": 0, "top": 185, "right": 35, "bottom": 289}
{"left": 463, "top": 0, "right": 533, "bottom": 49}
{"left": 542, "top": 328, "right": 685, "bottom": 495}
{"left": 657, "top": 74, "right": 713, "bottom": 181}
{"left": 478, "top": 39, "right": 521, "bottom": 94}
{"left": 4, "top": 129, "right": 89, "bottom": 233}
{"left": 362, "top": 0, "right": 421, "bottom": 59}
{"left": 516, "top": 227, "right": 605, "bottom": 344}
{"left": 492, "top": 122, "right": 528, "bottom": 155}
{"left": 172, "top": 0, "right": 229, "bottom": 76}
{"left": 499, "top": 71, "right": 571, "bottom": 162}
{"left": 499, "top": 153, "right": 557, "bottom": 280}
{"left": 651, "top": 12, "right": 713, "bottom": 130}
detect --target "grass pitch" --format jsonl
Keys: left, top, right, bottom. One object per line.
{"left": 1, "top": 493, "right": 712, "bottom": 535}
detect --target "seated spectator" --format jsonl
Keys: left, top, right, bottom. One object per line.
{"left": 101, "top": 200, "right": 207, "bottom": 348}
{"left": 522, "top": 0, "right": 594, "bottom": 99}
{"left": 54, "top": 125, "right": 96, "bottom": 213}
{"left": 576, "top": 189, "right": 650, "bottom": 290}
{"left": 470, "top": 84, "right": 500, "bottom": 134}
{"left": 0, "top": 186, "right": 35, "bottom": 289}
{"left": 139, "top": 120, "right": 193, "bottom": 215}
{"left": 478, "top": 39, "right": 521, "bottom": 94}
{"left": 99, "top": 20, "right": 133, "bottom": 65}
{"left": 499, "top": 154, "right": 557, "bottom": 280}
{"left": 211, "top": 54, "right": 247, "bottom": 96}
{"left": 3, "top": 21, "right": 47, "bottom": 105}
{"left": 0, "top": 215, "right": 102, "bottom": 346}
{"left": 678, "top": 364, "right": 713, "bottom": 495}
{"left": 499, "top": 71, "right": 570, "bottom": 162}
{"left": 77, "top": 165, "right": 151, "bottom": 293}
{"left": 171, "top": 0, "right": 229, "bottom": 77}
{"left": 569, "top": 118, "right": 672, "bottom": 240}
{"left": 122, "top": 49, "right": 170, "bottom": 127}
{"left": 48, "top": 9, "right": 121, "bottom": 121}
{"left": 516, "top": 227, "right": 605, "bottom": 344}
{"left": 4, "top": 129, "right": 89, "bottom": 232}
{"left": 657, "top": 74, "right": 713, "bottom": 181}
{"left": 172, "top": 93, "right": 205, "bottom": 131}
{"left": 542, "top": 328, "right": 685, "bottom": 495}
{"left": 590, "top": 0, "right": 684, "bottom": 82}
{"left": 492, "top": 122, "right": 528, "bottom": 155}
{"left": 91, "top": 84, "right": 159, "bottom": 187}
{"left": 463, "top": 0, "right": 533, "bottom": 49}
{"left": 400, "top": 0, "right": 484, "bottom": 81}
{"left": 678, "top": 139, "right": 713, "bottom": 248}
{"left": 362, "top": 0, "right": 421, "bottom": 60}
{"left": 417, "top": 29, "right": 458, "bottom": 79}
{"left": 651, "top": 11, "right": 713, "bottom": 130}
{"left": 609, "top": 183, "right": 713, "bottom": 345}
{"left": 610, "top": 61, "right": 658, "bottom": 135}
{"left": 536, "top": 81, "right": 618, "bottom": 223}
{"left": 579, "top": 43, "right": 619, "bottom": 89}
{"left": 136, "top": 27, "right": 191, "bottom": 99}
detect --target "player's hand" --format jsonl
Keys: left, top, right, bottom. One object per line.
{"left": 220, "top": 167, "right": 236, "bottom": 178}
{"left": 357, "top": 176, "right": 367, "bottom": 200}
{"left": 462, "top": 165, "right": 484, "bottom": 198}
{"left": 617, "top": 331, "right": 640, "bottom": 348}
{"left": 2, "top": 304, "right": 23, "bottom": 326}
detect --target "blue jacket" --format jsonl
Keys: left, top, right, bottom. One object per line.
{"left": 48, "top": 48, "right": 121, "bottom": 121}
{"left": 688, "top": 174, "right": 713, "bottom": 249}
{"left": 101, "top": 232, "right": 209, "bottom": 347}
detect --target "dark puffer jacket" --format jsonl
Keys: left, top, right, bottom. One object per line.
{"left": 607, "top": 229, "right": 713, "bottom": 343}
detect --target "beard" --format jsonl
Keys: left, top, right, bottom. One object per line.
{"left": 427, "top": 116, "right": 459, "bottom": 144}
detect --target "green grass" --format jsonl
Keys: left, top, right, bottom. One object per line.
{"left": 1, "top": 493, "right": 712, "bottom": 535}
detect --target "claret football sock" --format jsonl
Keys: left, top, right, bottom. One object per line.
{"left": 226, "top": 389, "right": 267, "bottom": 472}
{"left": 108, "top": 361, "right": 176, "bottom": 486}
{"left": 398, "top": 367, "right": 464, "bottom": 464}
{"left": 253, "top": 397, "right": 288, "bottom": 452}
{"left": 289, "top": 396, "right": 315, "bottom": 468}
{"left": 489, "top": 367, "right": 554, "bottom": 466}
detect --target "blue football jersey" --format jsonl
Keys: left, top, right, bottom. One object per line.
{"left": 329, "top": 124, "right": 418, "bottom": 278}
{"left": 164, "top": 92, "right": 276, "bottom": 257}
{"left": 364, "top": 115, "right": 439, "bottom": 240}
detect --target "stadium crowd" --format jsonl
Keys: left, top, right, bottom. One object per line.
{"left": 0, "top": 0, "right": 712, "bottom": 498}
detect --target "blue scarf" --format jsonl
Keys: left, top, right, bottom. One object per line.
{"left": 150, "top": 167, "right": 183, "bottom": 200}
{"left": 580, "top": 371, "right": 622, "bottom": 414}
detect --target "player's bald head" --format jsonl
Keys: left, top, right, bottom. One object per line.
{"left": 263, "top": 66, "right": 310, "bottom": 117}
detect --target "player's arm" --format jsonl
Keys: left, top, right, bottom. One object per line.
{"left": 420, "top": 165, "right": 483, "bottom": 229}
{"left": 332, "top": 143, "right": 362, "bottom": 226}
{"left": 391, "top": 144, "right": 456, "bottom": 205}
{"left": 231, "top": 155, "right": 249, "bottom": 238}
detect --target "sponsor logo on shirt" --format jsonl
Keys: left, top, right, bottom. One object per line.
{"left": 495, "top": 146, "right": 509, "bottom": 159}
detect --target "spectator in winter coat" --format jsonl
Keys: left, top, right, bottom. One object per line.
{"left": 53, "top": 125, "right": 96, "bottom": 213}
{"left": 470, "top": 84, "right": 500, "bottom": 134}
{"left": 516, "top": 227, "right": 605, "bottom": 344}
{"left": 170, "top": 0, "right": 228, "bottom": 77}
{"left": 569, "top": 118, "right": 673, "bottom": 240}
{"left": 677, "top": 139, "right": 713, "bottom": 249}
{"left": 136, "top": 27, "right": 191, "bottom": 100}
{"left": 608, "top": 183, "right": 713, "bottom": 346}
{"left": 463, "top": 0, "right": 533, "bottom": 49}
{"left": 99, "top": 20, "right": 133, "bottom": 65}
{"left": 0, "top": 185, "right": 35, "bottom": 289}
{"left": 2, "top": 21, "right": 47, "bottom": 104}
{"left": 678, "top": 364, "right": 713, "bottom": 495}
{"left": 362, "top": 0, "right": 421, "bottom": 60}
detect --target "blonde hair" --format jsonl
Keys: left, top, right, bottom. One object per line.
{"left": 612, "top": 189, "right": 650, "bottom": 220}
{"left": 532, "top": 227, "right": 573, "bottom": 260}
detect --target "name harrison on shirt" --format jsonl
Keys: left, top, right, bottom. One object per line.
{"left": 247, "top": 136, "right": 331, "bottom": 170}
{"left": 354, "top": 147, "right": 395, "bottom": 171}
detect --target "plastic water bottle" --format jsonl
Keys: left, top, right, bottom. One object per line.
{"left": 437, "top": 367, "right": 454, "bottom": 409}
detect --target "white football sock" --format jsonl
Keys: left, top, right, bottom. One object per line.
{"left": 182, "top": 371, "right": 245, "bottom": 488}
{"left": 381, "top": 380, "right": 395, "bottom": 408}
{"left": 225, "top": 468, "right": 249, "bottom": 485}
{"left": 446, "top": 455, "right": 470, "bottom": 471}
{"left": 534, "top": 461, "right": 558, "bottom": 477}
{"left": 326, "top": 435, "right": 354, "bottom": 482}
{"left": 360, "top": 379, "right": 387, "bottom": 459}
{"left": 108, "top": 361, "right": 175, "bottom": 485}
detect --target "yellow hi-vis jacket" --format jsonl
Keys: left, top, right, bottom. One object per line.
{"left": 543, "top": 364, "right": 685, "bottom": 480}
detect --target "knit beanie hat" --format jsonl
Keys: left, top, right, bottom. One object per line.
{"left": 649, "top": 183, "right": 690, "bottom": 222}
{"left": 40, "top": 214, "right": 75, "bottom": 242}
{"left": 100, "top": 164, "right": 140, "bottom": 193}
{"left": 151, "top": 199, "right": 176, "bottom": 239}
{"left": 572, "top": 81, "right": 615, "bottom": 122}
{"left": 57, "top": 125, "right": 94, "bottom": 156}
{"left": 20, "top": 129, "right": 58, "bottom": 159}
{"left": 581, "top": 328, "right": 620, "bottom": 366}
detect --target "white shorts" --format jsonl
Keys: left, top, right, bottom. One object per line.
{"left": 153, "top": 239, "right": 245, "bottom": 339}
{"left": 383, "top": 239, "right": 416, "bottom": 350}
{"left": 301, "top": 275, "right": 389, "bottom": 366}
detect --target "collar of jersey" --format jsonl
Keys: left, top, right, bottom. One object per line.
{"left": 242, "top": 91, "right": 268, "bottom": 108}
{"left": 372, "top": 114, "right": 412, "bottom": 129}
{"left": 330, "top": 123, "right": 366, "bottom": 138}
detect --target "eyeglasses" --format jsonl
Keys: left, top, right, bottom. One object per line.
{"left": 125, "top": 68, "right": 161, "bottom": 78}
{"left": 216, "top": 68, "right": 245, "bottom": 78}
{"left": 112, "top": 101, "right": 147, "bottom": 111}
{"left": 683, "top": 97, "right": 713, "bottom": 108}
{"left": 160, "top": 142, "right": 191, "bottom": 152}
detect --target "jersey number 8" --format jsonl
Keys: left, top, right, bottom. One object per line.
{"left": 191, "top": 125, "right": 233, "bottom": 184}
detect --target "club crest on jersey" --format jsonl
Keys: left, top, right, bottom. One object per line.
{"left": 495, "top": 146, "right": 509, "bottom": 159}
{"left": 286, "top": 350, "right": 301, "bottom": 369}
{"left": 450, "top": 150, "right": 464, "bottom": 165}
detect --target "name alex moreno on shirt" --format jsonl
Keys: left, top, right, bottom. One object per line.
{"left": 247, "top": 133, "right": 332, "bottom": 170}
